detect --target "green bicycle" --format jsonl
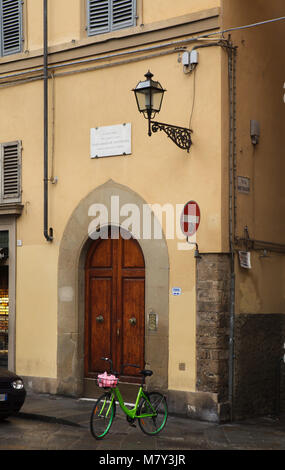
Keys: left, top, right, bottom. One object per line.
{"left": 90, "top": 357, "right": 168, "bottom": 439}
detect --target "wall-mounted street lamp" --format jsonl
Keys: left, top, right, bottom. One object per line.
{"left": 133, "top": 71, "right": 193, "bottom": 152}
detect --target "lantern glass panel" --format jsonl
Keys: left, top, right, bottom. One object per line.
{"left": 151, "top": 88, "right": 164, "bottom": 112}
{"left": 135, "top": 88, "right": 150, "bottom": 113}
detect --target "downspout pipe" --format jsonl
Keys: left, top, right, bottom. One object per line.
{"left": 228, "top": 43, "right": 237, "bottom": 422}
{"left": 189, "top": 39, "right": 237, "bottom": 421}
{"left": 44, "top": 0, "right": 53, "bottom": 242}
{"left": 186, "top": 39, "right": 237, "bottom": 421}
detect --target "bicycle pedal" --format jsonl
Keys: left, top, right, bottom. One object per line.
{"left": 129, "top": 422, "right": 136, "bottom": 428}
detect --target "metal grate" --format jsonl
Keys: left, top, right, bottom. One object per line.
{"left": 0, "top": 381, "right": 11, "bottom": 390}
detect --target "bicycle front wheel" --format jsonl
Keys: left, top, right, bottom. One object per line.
{"left": 138, "top": 392, "right": 168, "bottom": 435}
{"left": 90, "top": 393, "right": 115, "bottom": 439}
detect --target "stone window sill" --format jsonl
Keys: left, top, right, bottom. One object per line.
{"left": 0, "top": 203, "right": 24, "bottom": 217}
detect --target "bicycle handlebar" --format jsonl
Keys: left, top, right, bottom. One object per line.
{"left": 100, "top": 357, "right": 114, "bottom": 373}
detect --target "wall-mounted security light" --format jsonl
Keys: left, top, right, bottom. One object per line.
{"left": 133, "top": 71, "right": 193, "bottom": 152}
{"left": 250, "top": 120, "right": 260, "bottom": 145}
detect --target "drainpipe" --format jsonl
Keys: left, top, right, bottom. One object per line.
{"left": 43, "top": 0, "right": 53, "bottom": 242}
{"left": 228, "top": 43, "right": 237, "bottom": 422}
{"left": 188, "top": 39, "right": 237, "bottom": 421}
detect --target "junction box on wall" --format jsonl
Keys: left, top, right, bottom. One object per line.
{"left": 182, "top": 50, "right": 199, "bottom": 73}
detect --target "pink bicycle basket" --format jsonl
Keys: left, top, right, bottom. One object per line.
{"left": 97, "top": 371, "right": 118, "bottom": 388}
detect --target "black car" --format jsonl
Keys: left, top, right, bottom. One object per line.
{"left": 0, "top": 368, "right": 26, "bottom": 420}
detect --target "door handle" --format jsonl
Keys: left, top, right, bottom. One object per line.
{"left": 96, "top": 315, "right": 104, "bottom": 323}
{"left": 129, "top": 317, "right": 137, "bottom": 326}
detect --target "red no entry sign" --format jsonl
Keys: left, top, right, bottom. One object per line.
{"left": 180, "top": 201, "right": 201, "bottom": 237}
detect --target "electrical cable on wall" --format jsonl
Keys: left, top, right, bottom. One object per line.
{"left": 189, "top": 65, "right": 197, "bottom": 129}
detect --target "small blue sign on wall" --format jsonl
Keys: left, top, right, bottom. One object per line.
{"left": 171, "top": 287, "right": 182, "bottom": 296}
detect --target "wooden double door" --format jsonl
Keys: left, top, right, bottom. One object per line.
{"left": 84, "top": 230, "right": 145, "bottom": 382}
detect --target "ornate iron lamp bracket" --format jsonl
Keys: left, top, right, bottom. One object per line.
{"left": 151, "top": 121, "right": 193, "bottom": 152}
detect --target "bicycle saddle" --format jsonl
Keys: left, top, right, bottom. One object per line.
{"left": 140, "top": 369, "right": 153, "bottom": 377}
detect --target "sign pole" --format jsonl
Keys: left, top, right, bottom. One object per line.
{"left": 186, "top": 237, "right": 201, "bottom": 258}
{"left": 180, "top": 201, "right": 201, "bottom": 258}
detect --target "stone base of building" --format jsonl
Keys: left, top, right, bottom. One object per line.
{"left": 22, "top": 368, "right": 284, "bottom": 423}
{"left": 195, "top": 253, "right": 231, "bottom": 421}
{"left": 168, "top": 390, "right": 230, "bottom": 423}
{"left": 21, "top": 375, "right": 86, "bottom": 398}
{"left": 22, "top": 376, "right": 60, "bottom": 396}
{"left": 21, "top": 375, "right": 230, "bottom": 423}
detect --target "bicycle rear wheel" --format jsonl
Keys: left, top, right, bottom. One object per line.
{"left": 138, "top": 392, "right": 168, "bottom": 435}
{"left": 90, "top": 393, "right": 115, "bottom": 439}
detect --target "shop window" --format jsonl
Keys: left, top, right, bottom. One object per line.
{"left": 0, "top": 0, "right": 23, "bottom": 57}
{"left": 0, "top": 141, "right": 22, "bottom": 204}
{"left": 0, "top": 233, "right": 8, "bottom": 368}
{"left": 87, "top": 0, "right": 136, "bottom": 36}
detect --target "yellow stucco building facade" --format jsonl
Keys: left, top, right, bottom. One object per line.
{"left": 0, "top": 0, "right": 284, "bottom": 421}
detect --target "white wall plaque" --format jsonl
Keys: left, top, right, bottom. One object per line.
{"left": 90, "top": 123, "right": 131, "bottom": 158}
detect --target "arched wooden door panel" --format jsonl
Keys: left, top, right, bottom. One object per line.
{"left": 84, "top": 230, "right": 145, "bottom": 383}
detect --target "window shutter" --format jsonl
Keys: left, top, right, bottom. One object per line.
{"left": 87, "top": 0, "right": 110, "bottom": 35}
{"left": 87, "top": 0, "right": 136, "bottom": 36}
{"left": 111, "top": 0, "right": 135, "bottom": 31}
{"left": 2, "top": 142, "right": 21, "bottom": 202}
{"left": 1, "top": 0, "right": 22, "bottom": 56}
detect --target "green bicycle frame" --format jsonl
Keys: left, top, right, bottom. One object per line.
{"left": 109, "top": 386, "right": 157, "bottom": 419}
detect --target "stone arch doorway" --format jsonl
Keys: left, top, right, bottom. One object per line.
{"left": 84, "top": 227, "right": 145, "bottom": 386}
{"left": 57, "top": 180, "right": 169, "bottom": 397}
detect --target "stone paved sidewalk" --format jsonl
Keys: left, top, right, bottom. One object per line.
{"left": 14, "top": 392, "right": 285, "bottom": 451}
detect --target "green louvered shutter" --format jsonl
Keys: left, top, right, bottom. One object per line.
{"left": 87, "top": 0, "right": 136, "bottom": 36}
{"left": 0, "top": 0, "right": 22, "bottom": 56}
